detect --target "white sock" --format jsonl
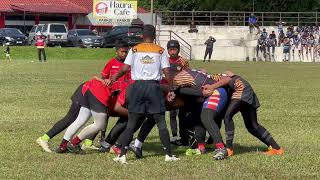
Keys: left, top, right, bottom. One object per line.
{"left": 134, "top": 139, "right": 143, "bottom": 149}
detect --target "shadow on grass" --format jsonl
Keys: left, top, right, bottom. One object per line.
{"left": 139, "top": 136, "right": 189, "bottom": 158}
{"left": 232, "top": 143, "right": 267, "bottom": 155}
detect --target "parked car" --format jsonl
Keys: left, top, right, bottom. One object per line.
{"left": 103, "top": 25, "right": 143, "bottom": 47}
{"left": 67, "top": 29, "right": 104, "bottom": 48}
{"left": 42, "top": 23, "right": 68, "bottom": 46}
{"left": 0, "top": 28, "right": 28, "bottom": 45}
{"left": 28, "top": 24, "right": 44, "bottom": 45}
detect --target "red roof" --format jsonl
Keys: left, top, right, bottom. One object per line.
{"left": 0, "top": 0, "right": 88, "bottom": 14}
{"left": 67, "top": 0, "right": 92, "bottom": 12}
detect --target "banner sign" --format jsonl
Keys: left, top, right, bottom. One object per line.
{"left": 93, "top": 0, "right": 137, "bottom": 25}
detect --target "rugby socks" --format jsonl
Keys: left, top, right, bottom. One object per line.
{"left": 70, "top": 136, "right": 82, "bottom": 146}
{"left": 59, "top": 139, "right": 68, "bottom": 149}
{"left": 197, "top": 143, "right": 205, "bottom": 151}
{"left": 215, "top": 143, "right": 225, "bottom": 150}
{"left": 134, "top": 139, "right": 143, "bottom": 149}
{"left": 41, "top": 134, "right": 50, "bottom": 142}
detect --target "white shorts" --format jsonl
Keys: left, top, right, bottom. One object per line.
{"left": 6, "top": 54, "right": 10, "bottom": 57}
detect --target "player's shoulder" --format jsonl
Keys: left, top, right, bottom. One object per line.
{"left": 105, "top": 58, "right": 117, "bottom": 65}
{"left": 132, "top": 43, "right": 165, "bottom": 54}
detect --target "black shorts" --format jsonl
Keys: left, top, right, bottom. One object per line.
{"left": 82, "top": 90, "right": 107, "bottom": 113}
{"left": 71, "top": 83, "right": 107, "bottom": 113}
{"left": 127, "top": 80, "right": 166, "bottom": 114}
{"left": 71, "top": 83, "right": 85, "bottom": 105}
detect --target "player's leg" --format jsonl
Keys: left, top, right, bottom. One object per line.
{"left": 37, "top": 102, "right": 80, "bottom": 152}
{"left": 114, "top": 113, "right": 145, "bottom": 163}
{"left": 224, "top": 100, "right": 242, "bottom": 150}
{"left": 169, "top": 110, "right": 179, "bottom": 140}
{"left": 130, "top": 117, "right": 156, "bottom": 158}
{"left": 99, "top": 117, "right": 128, "bottom": 152}
{"left": 152, "top": 113, "right": 179, "bottom": 161}
{"left": 240, "top": 105, "right": 284, "bottom": 155}
{"left": 56, "top": 107, "right": 92, "bottom": 153}
{"left": 68, "top": 110, "right": 108, "bottom": 154}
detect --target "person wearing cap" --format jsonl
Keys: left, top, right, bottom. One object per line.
{"left": 35, "top": 32, "right": 46, "bottom": 62}
{"left": 166, "top": 39, "right": 190, "bottom": 146}
{"left": 109, "top": 24, "right": 179, "bottom": 164}
{"left": 204, "top": 36, "right": 216, "bottom": 62}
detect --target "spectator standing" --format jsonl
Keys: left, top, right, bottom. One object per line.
{"left": 203, "top": 36, "right": 216, "bottom": 62}
{"left": 267, "top": 31, "right": 277, "bottom": 61}
{"left": 278, "top": 30, "right": 285, "bottom": 47}
{"left": 283, "top": 36, "right": 291, "bottom": 62}
{"left": 4, "top": 43, "right": 11, "bottom": 62}
{"left": 256, "top": 35, "right": 267, "bottom": 61}
{"left": 35, "top": 32, "right": 46, "bottom": 62}
{"left": 261, "top": 28, "right": 268, "bottom": 39}
{"left": 276, "top": 20, "right": 285, "bottom": 34}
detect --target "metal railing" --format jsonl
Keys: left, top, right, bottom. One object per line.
{"left": 156, "top": 11, "right": 320, "bottom": 26}
{"left": 156, "top": 30, "right": 192, "bottom": 60}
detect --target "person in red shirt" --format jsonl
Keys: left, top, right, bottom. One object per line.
{"left": 35, "top": 32, "right": 46, "bottom": 62}
{"left": 55, "top": 76, "right": 133, "bottom": 154}
{"left": 36, "top": 43, "right": 130, "bottom": 153}
{"left": 100, "top": 41, "right": 131, "bottom": 93}
{"left": 166, "top": 40, "right": 190, "bottom": 146}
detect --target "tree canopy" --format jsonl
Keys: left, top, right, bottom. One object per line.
{"left": 138, "top": 0, "right": 320, "bottom": 12}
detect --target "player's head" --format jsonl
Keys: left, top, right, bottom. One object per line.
{"left": 115, "top": 40, "right": 129, "bottom": 62}
{"left": 142, "top": 24, "right": 156, "bottom": 42}
{"left": 167, "top": 40, "right": 180, "bottom": 58}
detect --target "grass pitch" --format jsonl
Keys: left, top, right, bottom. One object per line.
{"left": 0, "top": 53, "right": 319, "bottom": 179}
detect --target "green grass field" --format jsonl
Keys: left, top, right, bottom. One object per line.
{"left": 0, "top": 50, "right": 320, "bottom": 179}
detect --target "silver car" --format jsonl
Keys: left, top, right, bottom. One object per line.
{"left": 28, "top": 24, "right": 44, "bottom": 45}
{"left": 67, "top": 29, "right": 104, "bottom": 48}
{"left": 42, "top": 23, "right": 68, "bottom": 46}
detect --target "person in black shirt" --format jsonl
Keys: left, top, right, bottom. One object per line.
{"left": 203, "top": 36, "right": 216, "bottom": 62}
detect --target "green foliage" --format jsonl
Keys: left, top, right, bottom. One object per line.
{"left": 0, "top": 58, "right": 320, "bottom": 179}
{"left": 0, "top": 46, "right": 114, "bottom": 61}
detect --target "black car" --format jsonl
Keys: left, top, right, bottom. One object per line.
{"left": 103, "top": 26, "right": 143, "bottom": 47}
{"left": 67, "top": 29, "right": 104, "bottom": 48}
{"left": 0, "top": 28, "right": 27, "bottom": 45}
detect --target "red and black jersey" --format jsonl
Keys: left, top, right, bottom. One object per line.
{"left": 107, "top": 81, "right": 131, "bottom": 115}
{"left": 101, "top": 58, "right": 132, "bottom": 92}
{"left": 173, "top": 69, "right": 215, "bottom": 87}
{"left": 82, "top": 79, "right": 111, "bottom": 107}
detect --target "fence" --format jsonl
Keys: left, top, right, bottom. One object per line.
{"left": 155, "top": 11, "right": 320, "bottom": 26}
{"left": 156, "top": 30, "right": 192, "bottom": 60}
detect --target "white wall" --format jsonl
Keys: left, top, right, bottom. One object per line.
{"left": 157, "top": 25, "right": 313, "bottom": 62}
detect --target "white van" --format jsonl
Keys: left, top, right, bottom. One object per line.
{"left": 42, "top": 23, "right": 68, "bottom": 46}
{"left": 28, "top": 24, "right": 44, "bottom": 45}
